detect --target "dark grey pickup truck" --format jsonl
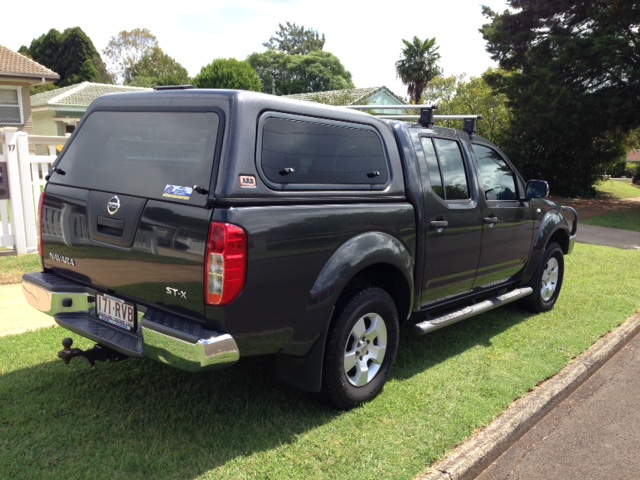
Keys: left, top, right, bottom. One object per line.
{"left": 22, "top": 88, "right": 577, "bottom": 409}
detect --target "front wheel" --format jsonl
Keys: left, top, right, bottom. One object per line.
{"left": 522, "top": 242, "right": 565, "bottom": 313}
{"left": 322, "top": 287, "right": 399, "bottom": 410}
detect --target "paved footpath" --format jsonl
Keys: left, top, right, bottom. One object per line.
{"left": 0, "top": 283, "right": 56, "bottom": 336}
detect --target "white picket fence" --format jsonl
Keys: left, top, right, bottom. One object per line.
{"left": 0, "top": 128, "right": 68, "bottom": 255}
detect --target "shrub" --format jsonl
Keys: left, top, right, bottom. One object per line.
{"left": 192, "top": 59, "right": 262, "bottom": 92}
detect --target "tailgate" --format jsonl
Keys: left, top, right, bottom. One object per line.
{"left": 41, "top": 109, "right": 221, "bottom": 319}
{"left": 42, "top": 185, "right": 212, "bottom": 318}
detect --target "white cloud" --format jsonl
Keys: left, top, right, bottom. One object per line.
{"left": 2, "top": 0, "right": 509, "bottom": 98}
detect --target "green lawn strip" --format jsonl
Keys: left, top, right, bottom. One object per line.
{"left": 595, "top": 179, "right": 640, "bottom": 199}
{"left": 1, "top": 244, "right": 638, "bottom": 480}
{"left": 0, "top": 253, "right": 41, "bottom": 285}
{"left": 583, "top": 208, "right": 640, "bottom": 232}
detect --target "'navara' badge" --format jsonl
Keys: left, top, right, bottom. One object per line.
{"left": 107, "top": 195, "right": 121, "bottom": 215}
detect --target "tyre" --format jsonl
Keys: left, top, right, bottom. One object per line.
{"left": 522, "top": 242, "right": 564, "bottom": 313}
{"left": 322, "top": 287, "right": 399, "bottom": 410}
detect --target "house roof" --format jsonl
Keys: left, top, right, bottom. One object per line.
{"left": 31, "top": 82, "right": 151, "bottom": 108}
{"left": 627, "top": 150, "right": 640, "bottom": 163}
{"left": 286, "top": 86, "right": 405, "bottom": 105}
{"left": 0, "top": 44, "right": 59, "bottom": 83}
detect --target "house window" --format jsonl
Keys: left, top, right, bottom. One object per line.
{"left": 0, "top": 87, "right": 23, "bottom": 125}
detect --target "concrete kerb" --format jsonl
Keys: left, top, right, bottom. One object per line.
{"left": 420, "top": 310, "right": 640, "bottom": 480}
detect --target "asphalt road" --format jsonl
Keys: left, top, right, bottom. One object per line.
{"left": 576, "top": 223, "right": 640, "bottom": 250}
{"left": 476, "top": 331, "right": 640, "bottom": 480}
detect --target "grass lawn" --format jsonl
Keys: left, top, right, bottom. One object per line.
{"left": 583, "top": 208, "right": 640, "bottom": 232}
{"left": 582, "top": 180, "right": 640, "bottom": 232}
{"left": 1, "top": 243, "right": 639, "bottom": 480}
{"left": 594, "top": 179, "right": 640, "bottom": 199}
{"left": 0, "top": 252, "right": 41, "bottom": 285}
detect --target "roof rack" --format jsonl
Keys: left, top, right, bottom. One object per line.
{"left": 344, "top": 104, "right": 482, "bottom": 136}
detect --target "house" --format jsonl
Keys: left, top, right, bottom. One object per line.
{"left": 285, "top": 86, "right": 406, "bottom": 113}
{"left": 0, "top": 44, "right": 59, "bottom": 135}
{"left": 31, "top": 82, "right": 151, "bottom": 136}
{"left": 627, "top": 149, "right": 640, "bottom": 165}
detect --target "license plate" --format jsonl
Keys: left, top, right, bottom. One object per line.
{"left": 96, "top": 293, "right": 135, "bottom": 331}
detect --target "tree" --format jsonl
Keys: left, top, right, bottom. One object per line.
{"left": 103, "top": 28, "right": 158, "bottom": 84}
{"left": 420, "top": 74, "right": 460, "bottom": 105}
{"left": 422, "top": 73, "right": 511, "bottom": 145}
{"left": 58, "top": 27, "right": 112, "bottom": 85}
{"left": 263, "top": 21, "right": 325, "bottom": 55}
{"left": 193, "top": 58, "right": 262, "bottom": 91}
{"left": 481, "top": 1, "right": 640, "bottom": 197}
{"left": 125, "top": 47, "right": 190, "bottom": 87}
{"left": 395, "top": 36, "right": 441, "bottom": 104}
{"left": 247, "top": 50, "right": 354, "bottom": 95}
{"left": 23, "top": 27, "right": 111, "bottom": 87}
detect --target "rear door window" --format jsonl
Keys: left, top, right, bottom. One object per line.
{"left": 52, "top": 110, "right": 220, "bottom": 205}
{"left": 258, "top": 114, "right": 388, "bottom": 190}
{"left": 420, "top": 137, "right": 470, "bottom": 200}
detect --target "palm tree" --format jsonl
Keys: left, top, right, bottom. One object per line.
{"left": 395, "top": 37, "right": 441, "bottom": 104}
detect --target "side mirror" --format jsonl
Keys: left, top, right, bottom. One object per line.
{"left": 525, "top": 180, "right": 549, "bottom": 199}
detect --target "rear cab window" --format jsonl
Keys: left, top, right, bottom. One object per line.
{"left": 52, "top": 110, "right": 221, "bottom": 206}
{"left": 257, "top": 113, "right": 389, "bottom": 190}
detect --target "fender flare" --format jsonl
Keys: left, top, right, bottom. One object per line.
{"left": 522, "top": 210, "right": 570, "bottom": 284}
{"left": 309, "top": 231, "right": 414, "bottom": 312}
{"left": 276, "top": 231, "right": 414, "bottom": 392}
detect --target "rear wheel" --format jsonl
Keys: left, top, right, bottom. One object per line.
{"left": 522, "top": 242, "right": 564, "bottom": 313}
{"left": 322, "top": 287, "right": 399, "bottom": 410}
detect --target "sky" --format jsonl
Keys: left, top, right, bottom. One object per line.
{"left": 1, "top": 0, "right": 509, "bottom": 99}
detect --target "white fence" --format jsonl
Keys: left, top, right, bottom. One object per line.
{"left": 0, "top": 128, "right": 68, "bottom": 255}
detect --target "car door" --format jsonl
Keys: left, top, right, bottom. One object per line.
{"left": 416, "top": 134, "right": 483, "bottom": 306}
{"left": 471, "top": 142, "right": 535, "bottom": 288}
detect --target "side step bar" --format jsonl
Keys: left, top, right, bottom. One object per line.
{"left": 413, "top": 287, "right": 533, "bottom": 336}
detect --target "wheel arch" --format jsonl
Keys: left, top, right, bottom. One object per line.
{"left": 522, "top": 210, "right": 570, "bottom": 285}
{"left": 276, "top": 231, "right": 414, "bottom": 393}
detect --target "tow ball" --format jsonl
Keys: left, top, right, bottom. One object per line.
{"left": 58, "top": 338, "right": 128, "bottom": 366}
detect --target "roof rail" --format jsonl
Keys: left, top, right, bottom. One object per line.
{"left": 153, "top": 85, "right": 195, "bottom": 90}
{"left": 345, "top": 104, "right": 482, "bottom": 135}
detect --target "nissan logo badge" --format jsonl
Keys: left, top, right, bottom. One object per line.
{"left": 107, "top": 195, "right": 121, "bottom": 215}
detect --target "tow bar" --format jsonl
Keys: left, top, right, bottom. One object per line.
{"left": 58, "top": 338, "right": 128, "bottom": 366}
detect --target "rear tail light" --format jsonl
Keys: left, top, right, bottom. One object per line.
{"left": 205, "top": 222, "right": 247, "bottom": 306}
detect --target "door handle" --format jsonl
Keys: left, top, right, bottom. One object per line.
{"left": 484, "top": 216, "right": 498, "bottom": 227}
{"left": 429, "top": 220, "right": 449, "bottom": 228}
{"left": 430, "top": 219, "right": 448, "bottom": 234}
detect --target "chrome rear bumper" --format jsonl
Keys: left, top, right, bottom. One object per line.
{"left": 22, "top": 272, "right": 239, "bottom": 371}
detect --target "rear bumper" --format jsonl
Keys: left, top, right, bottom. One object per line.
{"left": 21, "top": 272, "right": 239, "bottom": 371}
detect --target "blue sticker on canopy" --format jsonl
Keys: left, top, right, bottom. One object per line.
{"left": 163, "top": 184, "right": 193, "bottom": 200}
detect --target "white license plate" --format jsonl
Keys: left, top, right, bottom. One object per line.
{"left": 96, "top": 293, "right": 135, "bottom": 331}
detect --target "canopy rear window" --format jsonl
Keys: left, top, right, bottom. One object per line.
{"left": 53, "top": 111, "right": 220, "bottom": 204}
